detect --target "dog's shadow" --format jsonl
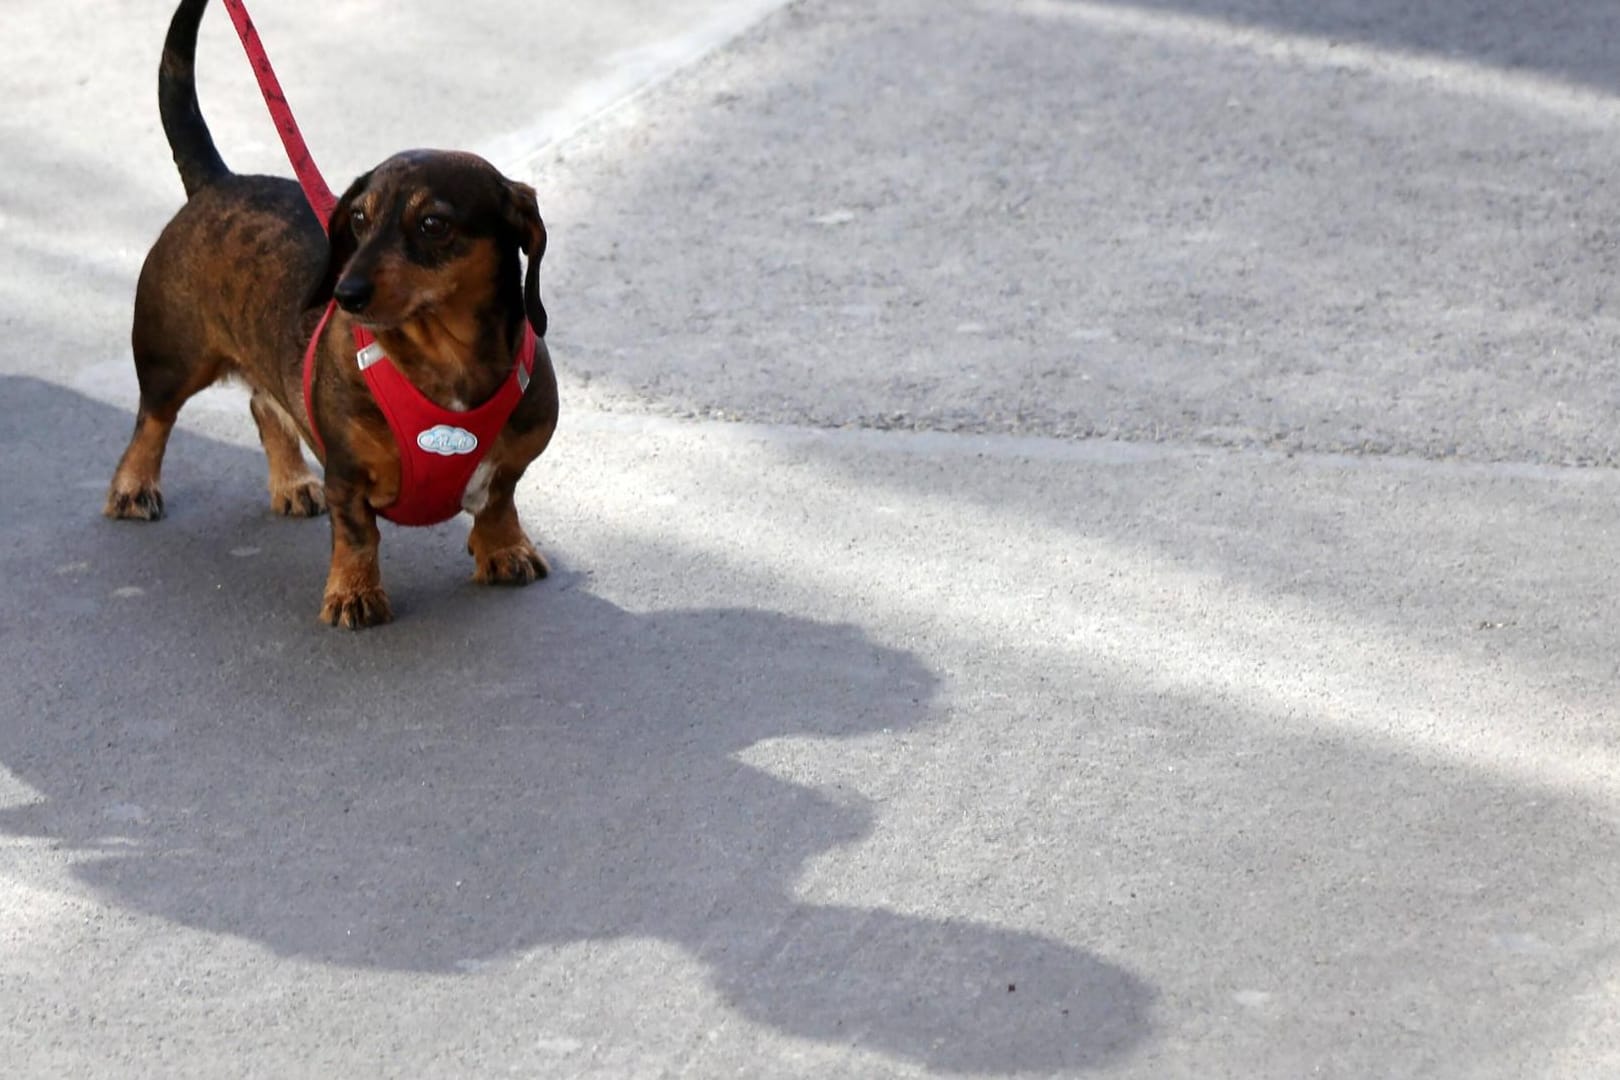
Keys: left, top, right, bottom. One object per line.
{"left": 0, "top": 375, "right": 1152, "bottom": 1074}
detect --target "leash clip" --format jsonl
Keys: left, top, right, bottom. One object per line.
{"left": 356, "top": 342, "right": 386, "bottom": 371}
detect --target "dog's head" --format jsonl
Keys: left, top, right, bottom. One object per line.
{"left": 311, "top": 150, "right": 547, "bottom": 337}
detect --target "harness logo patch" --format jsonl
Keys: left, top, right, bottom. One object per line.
{"left": 417, "top": 425, "right": 479, "bottom": 456}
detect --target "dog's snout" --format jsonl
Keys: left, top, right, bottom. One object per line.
{"left": 333, "top": 277, "right": 374, "bottom": 314}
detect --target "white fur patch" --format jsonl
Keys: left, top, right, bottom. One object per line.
{"left": 461, "top": 459, "right": 497, "bottom": 515}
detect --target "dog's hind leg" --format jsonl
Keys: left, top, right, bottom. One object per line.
{"left": 105, "top": 335, "right": 222, "bottom": 522}
{"left": 249, "top": 391, "right": 325, "bottom": 517}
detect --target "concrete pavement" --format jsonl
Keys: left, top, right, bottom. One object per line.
{"left": 3, "top": 0, "right": 1619, "bottom": 1077}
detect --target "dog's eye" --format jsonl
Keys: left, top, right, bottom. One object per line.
{"left": 419, "top": 215, "right": 451, "bottom": 239}
{"left": 350, "top": 207, "right": 370, "bottom": 235}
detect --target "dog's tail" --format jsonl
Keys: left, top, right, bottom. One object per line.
{"left": 159, "top": 0, "right": 229, "bottom": 197}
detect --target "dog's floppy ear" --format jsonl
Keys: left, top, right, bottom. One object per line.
{"left": 307, "top": 170, "right": 373, "bottom": 309}
{"left": 504, "top": 180, "right": 548, "bottom": 337}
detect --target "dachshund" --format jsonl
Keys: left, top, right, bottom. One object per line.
{"left": 105, "top": 0, "right": 559, "bottom": 629}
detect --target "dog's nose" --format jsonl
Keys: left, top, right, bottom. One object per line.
{"left": 333, "top": 277, "right": 374, "bottom": 314}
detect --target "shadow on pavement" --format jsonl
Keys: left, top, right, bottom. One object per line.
{"left": 0, "top": 374, "right": 1154, "bottom": 1074}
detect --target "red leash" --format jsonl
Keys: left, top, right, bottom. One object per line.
{"left": 218, "top": 0, "right": 336, "bottom": 223}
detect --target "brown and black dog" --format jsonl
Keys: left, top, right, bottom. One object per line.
{"left": 106, "top": 0, "right": 559, "bottom": 629}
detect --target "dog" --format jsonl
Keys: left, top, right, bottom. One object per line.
{"left": 105, "top": 0, "right": 559, "bottom": 629}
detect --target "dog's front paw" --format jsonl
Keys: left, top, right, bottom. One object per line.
{"left": 473, "top": 541, "right": 550, "bottom": 586}
{"left": 271, "top": 478, "right": 327, "bottom": 518}
{"left": 319, "top": 587, "right": 394, "bottom": 630}
{"left": 105, "top": 482, "right": 164, "bottom": 522}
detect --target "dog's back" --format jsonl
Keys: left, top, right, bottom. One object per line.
{"left": 135, "top": 0, "right": 326, "bottom": 416}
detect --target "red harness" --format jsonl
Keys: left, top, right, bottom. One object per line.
{"left": 300, "top": 309, "right": 539, "bottom": 526}
{"left": 224, "top": 0, "right": 534, "bottom": 527}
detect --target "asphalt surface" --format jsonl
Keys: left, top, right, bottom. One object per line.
{"left": 541, "top": 0, "right": 1620, "bottom": 463}
{"left": 3, "top": 1, "right": 1619, "bottom": 1077}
